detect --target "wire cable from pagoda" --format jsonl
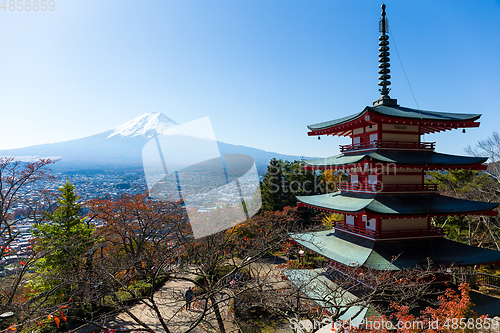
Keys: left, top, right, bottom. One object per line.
{"left": 389, "top": 29, "right": 420, "bottom": 112}
{"left": 390, "top": 27, "right": 431, "bottom": 223}
{"left": 388, "top": 8, "right": 430, "bottom": 232}
{"left": 389, "top": 29, "right": 426, "bottom": 143}
{"left": 390, "top": 28, "right": 433, "bottom": 224}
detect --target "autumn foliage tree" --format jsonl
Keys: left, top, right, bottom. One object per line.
{"left": 352, "top": 283, "right": 484, "bottom": 333}
{"left": 75, "top": 193, "right": 189, "bottom": 331}
{"left": 0, "top": 157, "right": 58, "bottom": 330}
{"left": 320, "top": 169, "right": 348, "bottom": 194}
{"left": 0, "top": 157, "right": 56, "bottom": 254}
{"left": 87, "top": 192, "right": 189, "bottom": 280}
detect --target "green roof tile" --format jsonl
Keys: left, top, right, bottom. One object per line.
{"left": 283, "top": 268, "right": 378, "bottom": 322}
{"left": 290, "top": 230, "right": 376, "bottom": 267}
{"left": 296, "top": 192, "right": 499, "bottom": 215}
{"left": 290, "top": 231, "right": 500, "bottom": 270}
{"left": 305, "top": 151, "right": 487, "bottom": 168}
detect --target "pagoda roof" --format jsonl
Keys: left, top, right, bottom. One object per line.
{"left": 284, "top": 267, "right": 500, "bottom": 318}
{"left": 305, "top": 150, "right": 487, "bottom": 170}
{"left": 290, "top": 230, "right": 500, "bottom": 270}
{"left": 284, "top": 261, "right": 500, "bottom": 317}
{"left": 296, "top": 192, "right": 499, "bottom": 216}
{"left": 308, "top": 105, "right": 481, "bottom": 135}
{"left": 283, "top": 268, "right": 380, "bottom": 321}
{"left": 308, "top": 105, "right": 480, "bottom": 131}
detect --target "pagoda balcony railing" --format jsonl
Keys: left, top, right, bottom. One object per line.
{"left": 339, "top": 140, "right": 435, "bottom": 153}
{"left": 339, "top": 183, "right": 438, "bottom": 193}
{"left": 334, "top": 222, "right": 445, "bottom": 240}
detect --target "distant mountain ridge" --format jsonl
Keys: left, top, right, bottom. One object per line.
{"left": 0, "top": 113, "right": 311, "bottom": 175}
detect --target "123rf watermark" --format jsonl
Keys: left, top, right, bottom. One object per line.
{"left": 1, "top": 0, "right": 55, "bottom": 11}
{"left": 289, "top": 317, "right": 500, "bottom": 332}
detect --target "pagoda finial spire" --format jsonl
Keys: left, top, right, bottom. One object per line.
{"left": 378, "top": 4, "right": 391, "bottom": 97}
{"left": 373, "top": 4, "right": 398, "bottom": 106}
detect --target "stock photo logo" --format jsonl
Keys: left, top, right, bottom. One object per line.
{"left": 142, "top": 117, "right": 261, "bottom": 238}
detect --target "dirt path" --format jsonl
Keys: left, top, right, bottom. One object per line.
{"left": 76, "top": 256, "right": 290, "bottom": 332}
{"left": 77, "top": 277, "right": 239, "bottom": 332}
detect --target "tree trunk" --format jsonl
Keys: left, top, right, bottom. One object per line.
{"left": 210, "top": 294, "right": 227, "bottom": 333}
{"left": 483, "top": 217, "right": 500, "bottom": 251}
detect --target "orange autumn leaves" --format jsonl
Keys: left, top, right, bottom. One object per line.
{"left": 86, "top": 192, "right": 187, "bottom": 260}
{"left": 352, "top": 283, "right": 482, "bottom": 333}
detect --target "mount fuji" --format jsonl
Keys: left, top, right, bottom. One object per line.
{"left": 0, "top": 113, "right": 309, "bottom": 174}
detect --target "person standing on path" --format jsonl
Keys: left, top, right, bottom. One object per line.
{"left": 184, "top": 286, "right": 194, "bottom": 310}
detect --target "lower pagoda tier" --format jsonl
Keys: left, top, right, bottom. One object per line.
{"left": 297, "top": 192, "right": 499, "bottom": 217}
{"left": 284, "top": 268, "right": 500, "bottom": 319}
{"left": 283, "top": 268, "right": 382, "bottom": 323}
{"left": 304, "top": 150, "right": 488, "bottom": 170}
{"left": 290, "top": 230, "right": 500, "bottom": 271}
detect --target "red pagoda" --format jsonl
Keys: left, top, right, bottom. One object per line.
{"left": 288, "top": 4, "right": 500, "bottom": 318}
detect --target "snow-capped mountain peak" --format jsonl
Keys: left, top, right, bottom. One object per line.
{"left": 108, "top": 112, "right": 215, "bottom": 140}
{"left": 107, "top": 112, "right": 179, "bottom": 139}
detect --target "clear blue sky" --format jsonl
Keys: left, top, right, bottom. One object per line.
{"left": 0, "top": 0, "right": 499, "bottom": 158}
